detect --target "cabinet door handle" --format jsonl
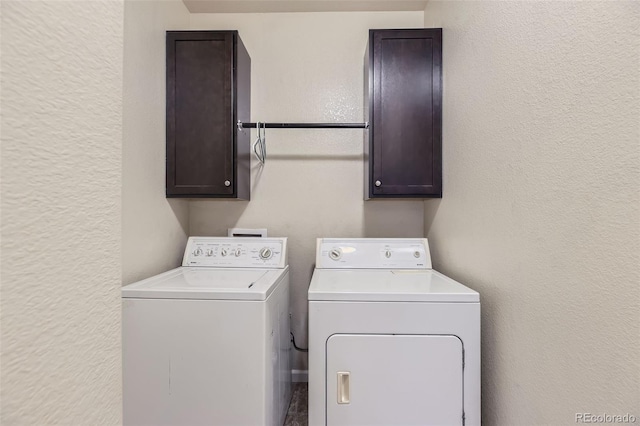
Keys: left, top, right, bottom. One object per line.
{"left": 337, "top": 372, "right": 350, "bottom": 404}
{"left": 375, "top": 180, "right": 381, "bottom": 187}
{"left": 224, "top": 180, "right": 231, "bottom": 187}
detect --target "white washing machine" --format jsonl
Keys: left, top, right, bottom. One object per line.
{"left": 308, "top": 238, "right": 480, "bottom": 426}
{"left": 122, "top": 237, "right": 292, "bottom": 426}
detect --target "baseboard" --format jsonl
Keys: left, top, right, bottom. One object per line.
{"left": 292, "top": 369, "right": 308, "bottom": 383}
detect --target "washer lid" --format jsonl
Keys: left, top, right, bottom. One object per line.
{"left": 308, "top": 269, "right": 479, "bottom": 302}
{"left": 122, "top": 267, "right": 287, "bottom": 300}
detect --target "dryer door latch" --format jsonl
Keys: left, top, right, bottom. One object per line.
{"left": 337, "top": 372, "right": 350, "bottom": 404}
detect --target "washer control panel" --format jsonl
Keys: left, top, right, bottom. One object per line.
{"left": 316, "top": 238, "right": 431, "bottom": 269}
{"left": 182, "top": 237, "right": 287, "bottom": 268}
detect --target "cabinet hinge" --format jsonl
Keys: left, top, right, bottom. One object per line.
{"left": 462, "top": 348, "right": 465, "bottom": 369}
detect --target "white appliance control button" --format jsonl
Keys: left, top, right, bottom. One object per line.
{"left": 385, "top": 250, "right": 392, "bottom": 258}
{"left": 329, "top": 248, "right": 342, "bottom": 260}
{"left": 193, "top": 248, "right": 203, "bottom": 256}
{"left": 220, "top": 248, "right": 228, "bottom": 257}
{"left": 414, "top": 251, "right": 420, "bottom": 258}
{"left": 259, "top": 248, "right": 273, "bottom": 260}
{"left": 234, "top": 249, "right": 242, "bottom": 257}
{"left": 206, "top": 249, "right": 214, "bottom": 257}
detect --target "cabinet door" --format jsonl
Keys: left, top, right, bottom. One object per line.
{"left": 326, "top": 334, "right": 463, "bottom": 426}
{"left": 167, "top": 32, "right": 234, "bottom": 197}
{"left": 368, "top": 29, "right": 442, "bottom": 198}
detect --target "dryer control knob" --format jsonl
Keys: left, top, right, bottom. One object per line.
{"left": 235, "top": 249, "right": 242, "bottom": 257}
{"left": 259, "top": 248, "right": 273, "bottom": 260}
{"left": 329, "top": 248, "right": 342, "bottom": 260}
{"left": 220, "top": 248, "right": 228, "bottom": 257}
{"left": 206, "top": 249, "right": 214, "bottom": 257}
{"left": 385, "top": 250, "right": 392, "bottom": 258}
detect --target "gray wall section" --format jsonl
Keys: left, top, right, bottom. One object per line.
{"left": 424, "top": 1, "right": 640, "bottom": 424}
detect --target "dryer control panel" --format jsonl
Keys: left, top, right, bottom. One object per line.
{"left": 316, "top": 238, "right": 431, "bottom": 269}
{"left": 182, "top": 237, "right": 287, "bottom": 268}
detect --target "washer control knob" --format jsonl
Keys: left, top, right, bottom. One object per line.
{"left": 206, "top": 249, "right": 214, "bottom": 257}
{"left": 259, "top": 247, "right": 273, "bottom": 260}
{"left": 193, "top": 248, "right": 203, "bottom": 257}
{"left": 329, "top": 248, "right": 342, "bottom": 260}
{"left": 220, "top": 248, "right": 228, "bottom": 257}
{"left": 385, "top": 250, "right": 392, "bottom": 258}
{"left": 414, "top": 251, "right": 421, "bottom": 258}
{"left": 235, "top": 248, "right": 242, "bottom": 257}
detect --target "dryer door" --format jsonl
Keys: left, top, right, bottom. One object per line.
{"left": 326, "top": 334, "right": 463, "bottom": 426}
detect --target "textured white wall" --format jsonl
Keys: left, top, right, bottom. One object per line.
{"left": 423, "top": 1, "right": 639, "bottom": 424}
{"left": 0, "top": 1, "right": 123, "bottom": 424}
{"left": 189, "top": 11, "right": 425, "bottom": 369}
{"left": 122, "top": 0, "right": 190, "bottom": 285}
{"left": 184, "top": 0, "right": 428, "bottom": 13}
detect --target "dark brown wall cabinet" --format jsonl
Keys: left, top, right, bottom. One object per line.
{"left": 166, "top": 31, "right": 250, "bottom": 199}
{"left": 365, "top": 28, "right": 443, "bottom": 199}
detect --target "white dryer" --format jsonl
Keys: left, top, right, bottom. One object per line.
{"left": 122, "top": 237, "right": 292, "bottom": 426}
{"left": 308, "top": 238, "right": 480, "bottom": 426}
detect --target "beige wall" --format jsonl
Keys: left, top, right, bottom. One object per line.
{"left": 189, "top": 11, "right": 425, "bottom": 369}
{"left": 0, "top": 1, "right": 124, "bottom": 424}
{"left": 423, "top": 1, "right": 639, "bottom": 424}
{"left": 123, "top": 0, "right": 190, "bottom": 285}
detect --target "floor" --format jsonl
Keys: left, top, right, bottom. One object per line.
{"left": 284, "top": 382, "right": 308, "bottom": 426}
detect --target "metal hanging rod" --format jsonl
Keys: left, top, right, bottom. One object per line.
{"left": 238, "top": 121, "right": 368, "bottom": 130}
